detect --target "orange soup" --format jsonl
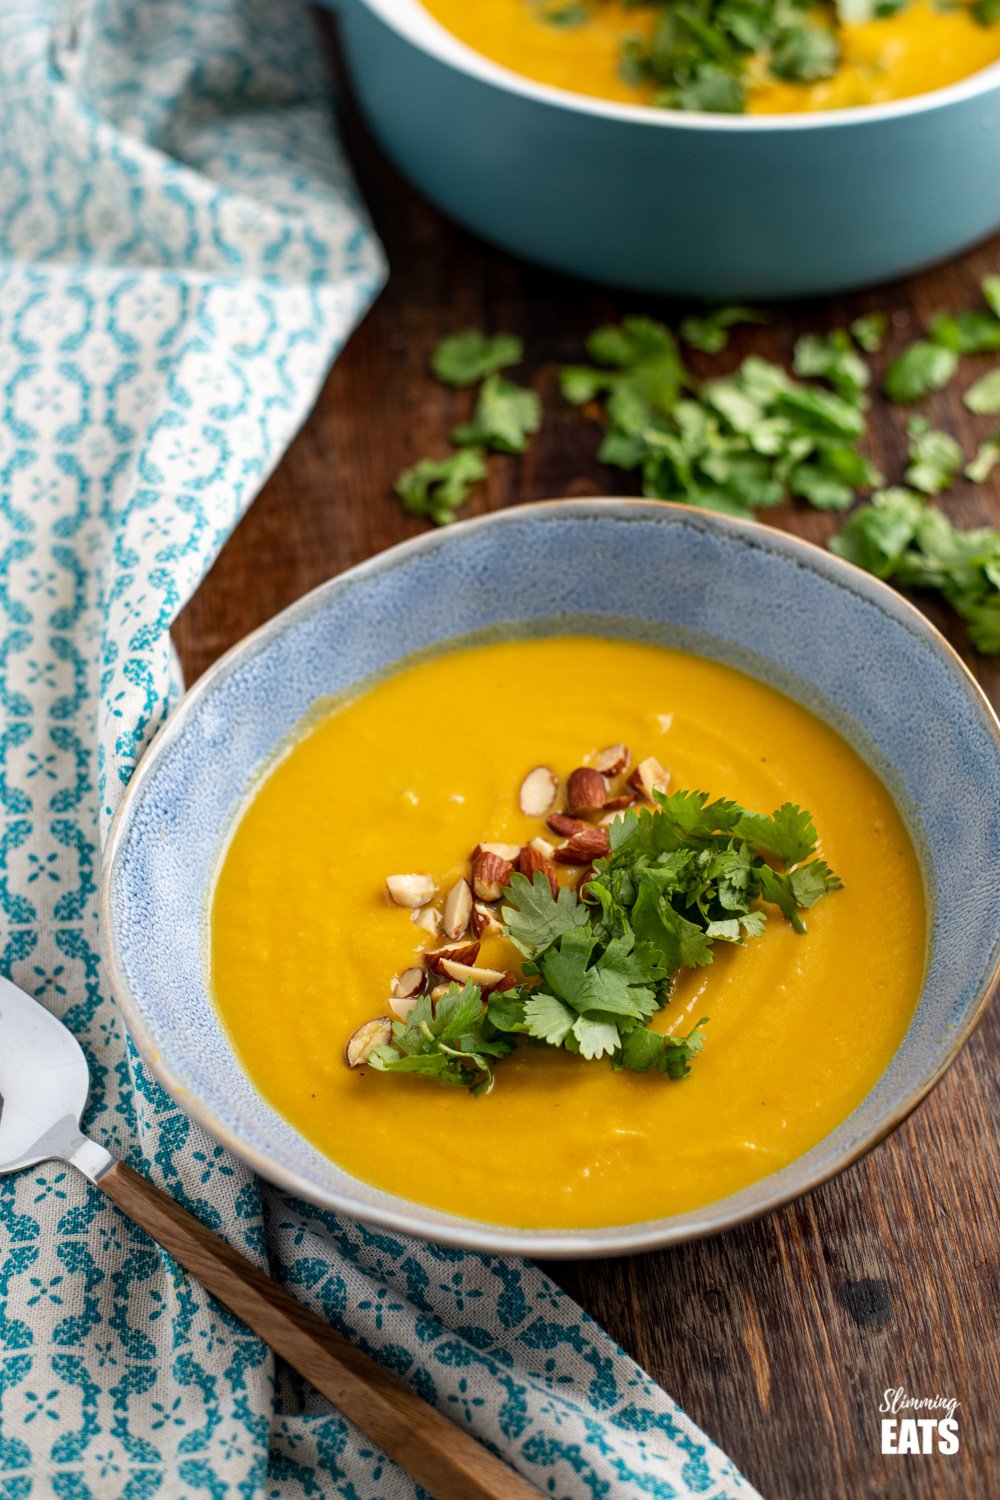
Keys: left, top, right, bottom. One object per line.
{"left": 210, "top": 637, "right": 926, "bottom": 1230}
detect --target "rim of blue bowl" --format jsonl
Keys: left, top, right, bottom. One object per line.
{"left": 101, "top": 499, "right": 1000, "bottom": 1257}
{"left": 355, "top": 0, "right": 1000, "bottom": 130}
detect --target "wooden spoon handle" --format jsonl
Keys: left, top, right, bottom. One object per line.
{"left": 98, "top": 1161, "right": 540, "bottom": 1500}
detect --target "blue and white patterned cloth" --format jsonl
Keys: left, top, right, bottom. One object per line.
{"left": 0, "top": 3, "right": 761, "bottom": 1495}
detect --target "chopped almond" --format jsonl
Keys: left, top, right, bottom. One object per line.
{"left": 602, "top": 792, "right": 636, "bottom": 812}
{"left": 476, "top": 841, "right": 522, "bottom": 861}
{"left": 546, "top": 812, "right": 590, "bottom": 838}
{"left": 471, "top": 848, "right": 513, "bottom": 901}
{"left": 554, "top": 827, "right": 610, "bottom": 864}
{"left": 430, "top": 983, "right": 451, "bottom": 1002}
{"left": 528, "top": 835, "right": 555, "bottom": 859}
{"left": 392, "top": 966, "right": 425, "bottom": 1000}
{"left": 517, "top": 841, "right": 559, "bottom": 898}
{"left": 442, "top": 877, "right": 473, "bottom": 940}
{"left": 411, "top": 905, "right": 441, "bottom": 935}
{"left": 389, "top": 992, "right": 420, "bottom": 1021}
{"left": 480, "top": 968, "right": 519, "bottom": 999}
{"left": 425, "top": 939, "right": 482, "bottom": 975}
{"left": 385, "top": 873, "right": 437, "bottom": 908}
{"left": 518, "top": 765, "right": 559, "bottom": 818}
{"left": 627, "top": 756, "right": 671, "bottom": 802}
{"left": 566, "top": 766, "right": 607, "bottom": 815}
{"left": 592, "top": 743, "right": 629, "bottom": 776}
{"left": 471, "top": 901, "right": 502, "bottom": 939}
{"left": 440, "top": 959, "right": 507, "bottom": 987}
{"left": 345, "top": 1017, "right": 392, "bottom": 1067}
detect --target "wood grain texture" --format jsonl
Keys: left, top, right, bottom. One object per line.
{"left": 172, "top": 24, "right": 999, "bottom": 1498}
{"left": 98, "top": 1162, "right": 541, "bottom": 1500}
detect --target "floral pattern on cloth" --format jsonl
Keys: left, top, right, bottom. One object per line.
{"left": 0, "top": 1, "right": 762, "bottom": 1496}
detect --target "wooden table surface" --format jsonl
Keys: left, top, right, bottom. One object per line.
{"left": 172, "top": 46, "right": 999, "bottom": 1500}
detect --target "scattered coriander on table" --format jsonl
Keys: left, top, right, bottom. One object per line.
{"left": 430, "top": 329, "right": 523, "bottom": 386}
{"left": 883, "top": 340, "right": 959, "bottom": 404}
{"left": 964, "top": 368, "right": 1000, "bottom": 415}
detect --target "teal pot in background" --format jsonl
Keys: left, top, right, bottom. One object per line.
{"left": 322, "top": 0, "right": 1000, "bottom": 299}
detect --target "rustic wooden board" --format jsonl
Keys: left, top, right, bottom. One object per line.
{"left": 172, "top": 45, "right": 999, "bottom": 1500}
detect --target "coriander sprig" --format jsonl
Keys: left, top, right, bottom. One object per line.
{"left": 357, "top": 785, "right": 842, "bottom": 1094}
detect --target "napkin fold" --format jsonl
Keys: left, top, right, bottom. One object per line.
{"left": 0, "top": 2, "right": 760, "bottom": 1495}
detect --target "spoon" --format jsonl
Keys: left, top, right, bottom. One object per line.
{"left": 0, "top": 974, "right": 540, "bottom": 1500}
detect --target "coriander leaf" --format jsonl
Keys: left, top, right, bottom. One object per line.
{"left": 680, "top": 305, "right": 767, "bottom": 354}
{"left": 850, "top": 313, "right": 886, "bottom": 353}
{"left": 964, "top": 369, "right": 1000, "bottom": 415}
{"left": 793, "top": 330, "right": 870, "bottom": 400}
{"left": 453, "top": 374, "right": 542, "bottom": 453}
{"left": 666, "top": 66, "right": 745, "bottom": 114}
{"left": 967, "top": 434, "right": 1000, "bottom": 484}
{"left": 929, "top": 309, "right": 1000, "bottom": 355}
{"left": 769, "top": 25, "right": 839, "bottom": 81}
{"left": 571, "top": 1015, "right": 624, "bottom": 1061}
{"left": 523, "top": 991, "right": 575, "bottom": 1045}
{"left": 983, "top": 276, "right": 1000, "bottom": 319}
{"left": 904, "top": 415, "right": 963, "bottom": 496}
{"left": 538, "top": 1, "right": 589, "bottom": 25}
{"left": 789, "top": 859, "right": 844, "bottom": 908}
{"left": 486, "top": 989, "right": 529, "bottom": 1033}
{"left": 393, "top": 449, "right": 487, "bottom": 525}
{"left": 883, "top": 341, "right": 958, "bottom": 404}
{"left": 734, "top": 802, "right": 818, "bottom": 863}
{"left": 789, "top": 463, "right": 856, "bottom": 511}
{"left": 618, "top": 1019, "right": 708, "bottom": 1078}
{"left": 772, "top": 383, "right": 865, "bottom": 440}
{"left": 501, "top": 870, "right": 589, "bottom": 955}
{"left": 756, "top": 865, "right": 806, "bottom": 934}
{"left": 964, "top": 596, "right": 1000, "bottom": 654}
{"left": 431, "top": 330, "right": 522, "bottom": 387}
{"left": 829, "top": 487, "right": 924, "bottom": 577}
{"left": 560, "top": 365, "right": 610, "bottom": 405}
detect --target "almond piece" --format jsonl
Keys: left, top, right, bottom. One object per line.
{"left": 518, "top": 842, "right": 559, "bottom": 898}
{"left": 471, "top": 901, "right": 502, "bottom": 939}
{"left": 442, "top": 877, "right": 473, "bottom": 940}
{"left": 411, "top": 905, "right": 441, "bottom": 935}
{"left": 389, "top": 992, "right": 421, "bottom": 1021}
{"left": 476, "top": 841, "right": 522, "bottom": 861}
{"left": 425, "top": 939, "right": 482, "bottom": 975}
{"left": 627, "top": 756, "right": 671, "bottom": 802}
{"left": 345, "top": 1017, "right": 392, "bottom": 1067}
{"left": 528, "top": 835, "right": 555, "bottom": 859}
{"left": 518, "top": 765, "right": 559, "bottom": 818}
{"left": 430, "top": 983, "right": 451, "bottom": 1001}
{"left": 385, "top": 873, "right": 437, "bottom": 908}
{"left": 554, "top": 827, "right": 610, "bottom": 864}
{"left": 471, "top": 848, "right": 513, "bottom": 901}
{"left": 592, "top": 743, "right": 629, "bottom": 776}
{"left": 566, "top": 766, "right": 607, "bottom": 815}
{"left": 440, "top": 959, "right": 507, "bottom": 988}
{"left": 392, "top": 966, "right": 425, "bottom": 1000}
{"left": 546, "top": 812, "right": 590, "bottom": 838}
{"left": 602, "top": 793, "right": 637, "bottom": 812}
{"left": 480, "top": 968, "right": 519, "bottom": 999}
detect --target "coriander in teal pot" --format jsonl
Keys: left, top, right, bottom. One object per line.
{"left": 322, "top": 0, "right": 1000, "bottom": 298}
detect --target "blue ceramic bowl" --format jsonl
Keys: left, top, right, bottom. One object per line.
{"left": 102, "top": 502, "right": 1000, "bottom": 1256}
{"left": 323, "top": 0, "right": 1000, "bottom": 298}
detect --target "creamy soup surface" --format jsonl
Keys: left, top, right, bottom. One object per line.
{"left": 211, "top": 636, "right": 926, "bottom": 1230}
{"left": 419, "top": 0, "right": 1000, "bottom": 113}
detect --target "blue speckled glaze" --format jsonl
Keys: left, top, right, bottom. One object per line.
{"left": 102, "top": 501, "right": 1000, "bottom": 1257}
{"left": 322, "top": 0, "right": 1000, "bottom": 298}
